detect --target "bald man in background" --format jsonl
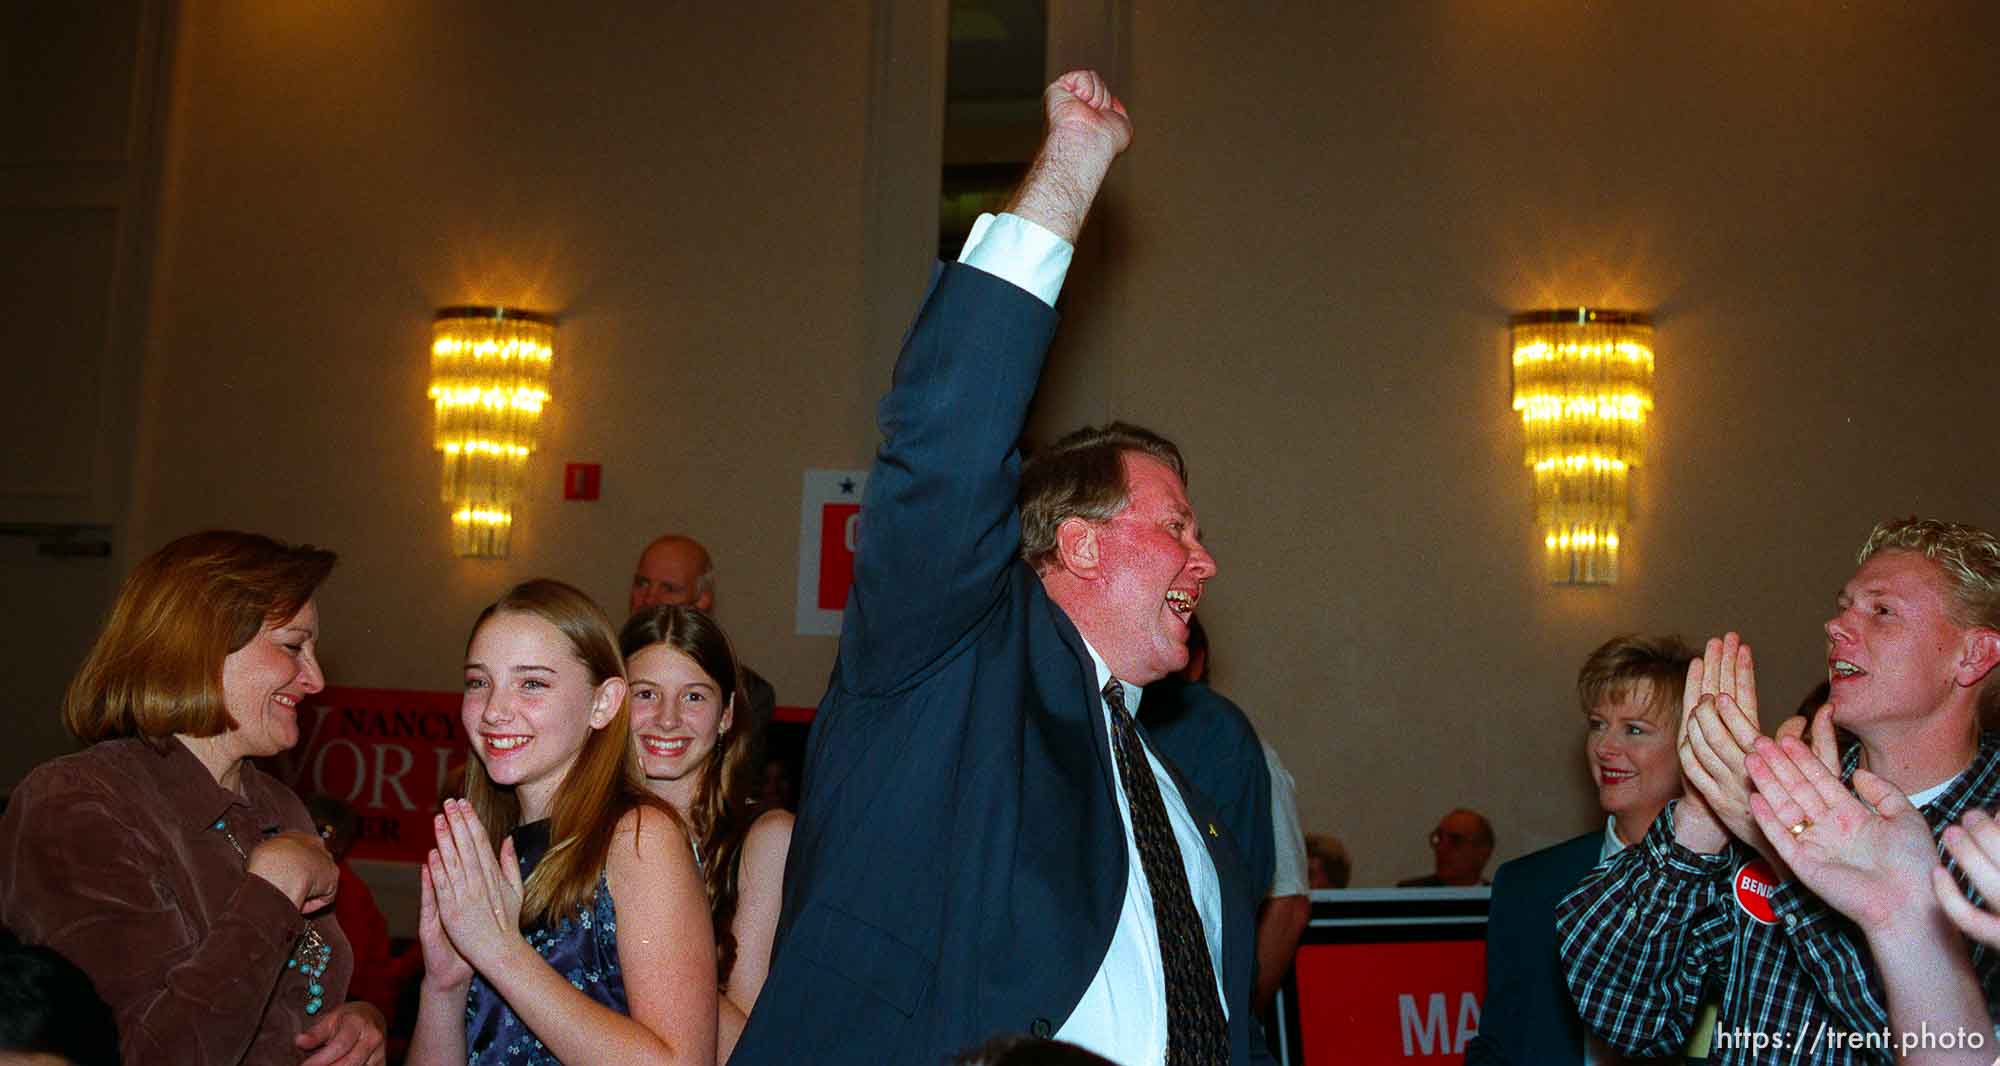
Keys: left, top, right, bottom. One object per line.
{"left": 629, "top": 533, "right": 779, "bottom": 739}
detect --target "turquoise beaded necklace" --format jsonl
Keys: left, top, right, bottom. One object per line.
{"left": 212, "top": 817, "right": 333, "bottom": 1016}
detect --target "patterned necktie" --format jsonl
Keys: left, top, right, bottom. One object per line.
{"left": 1103, "top": 679, "right": 1229, "bottom": 1066}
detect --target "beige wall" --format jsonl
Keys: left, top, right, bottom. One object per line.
{"left": 129, "top": 3, "right": 884, "bottom": 704}
{"left": 1061, "top": 2, "right": 2000, "bottom": 882}
{"left": 19, "top": 3, "right": 1998, "bottom": 889}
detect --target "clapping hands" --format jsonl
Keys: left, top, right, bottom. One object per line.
{"left": 1676, "top": 633, "right": 1839, "bottom": 869}
{"left": 1935, "top": 810, "right": 2000, "bottom": 948}
{"left": 1677, "top": 634, "right": 1773, "bottom": 858}
{"left": 1745, "top": 735, "right": 1937, "bottom": 930}
{"left": 421, "top": 798, "right": 527, "bottom": 982}
{"left": 1738, "top": 686, "right": 2000, "bottom": 954}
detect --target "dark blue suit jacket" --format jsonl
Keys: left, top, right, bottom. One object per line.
{"left": 1141, "top": 678, "right": 1275, "bottom": 903}
{"left": 733, "top": 264, "right": 1267, "bottom": 1064}
{"left": 1463, "top": 830, "right": 1603, "bottom": 1066}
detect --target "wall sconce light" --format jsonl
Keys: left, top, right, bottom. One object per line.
{"left": 428, "top": 306, "right": 555, "bottom": 558}
{"left": 1509, "top": 308, "right": 1653, "bottom": 585}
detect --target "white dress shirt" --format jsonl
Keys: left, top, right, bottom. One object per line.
{"left": 1598, "top": 814, "right": 1631, "bottom": 864}
{"left": 958, "top": 211, "right": 1073, "bottom": 307}
{"left": 1910, "top": 773, "right": 1959, "bottom": 809}
{"left": 1059, "top": 639, "right": 1228, "bottom": 1066}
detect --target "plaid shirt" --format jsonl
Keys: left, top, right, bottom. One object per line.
{"left": 1555, "top": 731, "right": 2000, "bottom": 1065}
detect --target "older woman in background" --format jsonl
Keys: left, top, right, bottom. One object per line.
{"left": 0, "top": 530, "right": 384, "bottom": 1066}
{"left": 1465, "top": 633, "right": 1694, "bottom": 1066}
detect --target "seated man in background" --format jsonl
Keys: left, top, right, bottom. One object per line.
{"left": 1557, "top": 517, "right": 2000, "bottom": 1064}
{"left": 1464, "top": 634, "right": 1693, "bottom": 1065}
{"left": 1398, "top": 808, "right": 1494, "bottom": 886}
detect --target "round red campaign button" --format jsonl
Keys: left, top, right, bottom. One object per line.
{"left": 1734, "top": 859, "right": 1780, "bottom": 925}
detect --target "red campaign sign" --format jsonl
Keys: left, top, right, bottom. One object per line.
{"left": 1294, "top": 940, "right": 1487, "bottom": 1063}
{"left": 269, "top": 686, "right": 468, "bottom": 863}
{"left": 797, "top": 469, "right": 867, "bottom": 636}
{"left": 817, "top": 502, "right": 861, "bottom": 610}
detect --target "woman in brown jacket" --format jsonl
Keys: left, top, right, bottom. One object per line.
{"left": 0, "top": 530, "right": 385, "bottom": 1066}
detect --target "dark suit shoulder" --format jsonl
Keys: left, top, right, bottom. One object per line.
{"left": 1472, "top": 829, "right": 1601, "bottom": 1066}
{"left": 740, "top": 662, "right": 778, "bottom": 722}
{"left": 1488, "top": 831, "right": 1604, "bottom": 919}
{"left": 1492, "top": 830, "right": 1602, "bottom": 886}
{"left": 1140, "top": 679, "right": 1260, "bottom": 753}
{"left": 1141, "top": 679, "right": 1274, "bottom": 896}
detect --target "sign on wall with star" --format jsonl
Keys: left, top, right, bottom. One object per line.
{"left": 795, "top": 468, "right": 868, "bottom": 635}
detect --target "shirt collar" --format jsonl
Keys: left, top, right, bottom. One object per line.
{"left": 1600, "top": 815, "right": 1630, "bottom": 863}
{"left": 1911, "top": 767, "right": 1966, "bottom": 809}
{"left": 1079, "top": 635, "right": 1143, "bottom": 714}
{"left": 1851, "top": 732, "right": 1995, "bottom": 831}
{"left": 158, "top": 735, "right": 258, "bottom": 831}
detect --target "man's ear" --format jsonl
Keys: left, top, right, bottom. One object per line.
{"left": 1054, "top": 516, "right": 1101, "bottom": 578}
{"left": 1957, "top": 628, "right": 2000, "bottom": 689}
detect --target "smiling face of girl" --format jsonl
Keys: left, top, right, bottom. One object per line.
{"left": 626, "top": 642, "right": 734, "bottom": 813}
{"left": 461, "top": 609, "right": 621, "bottom": 821}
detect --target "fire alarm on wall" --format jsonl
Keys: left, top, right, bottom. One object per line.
{"left": 563, "top": 463, "right": 601, "bottom": 501}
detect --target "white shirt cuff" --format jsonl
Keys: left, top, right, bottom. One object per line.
{"left": 956, "top": 212, "right": 1073, "bottom": 308}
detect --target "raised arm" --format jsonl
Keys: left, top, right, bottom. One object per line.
{"left": 1004, "top": 70, "right": 1131, "bottom": 243}
{"left": 841, "top": 71, "right": 1131, "bottom": 693}
{"left": 1935, "top": 811, "right": 2000, "bottom": 1034}
{"left": 1679, "top": 635, "right": 1800, "bottom": 866}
